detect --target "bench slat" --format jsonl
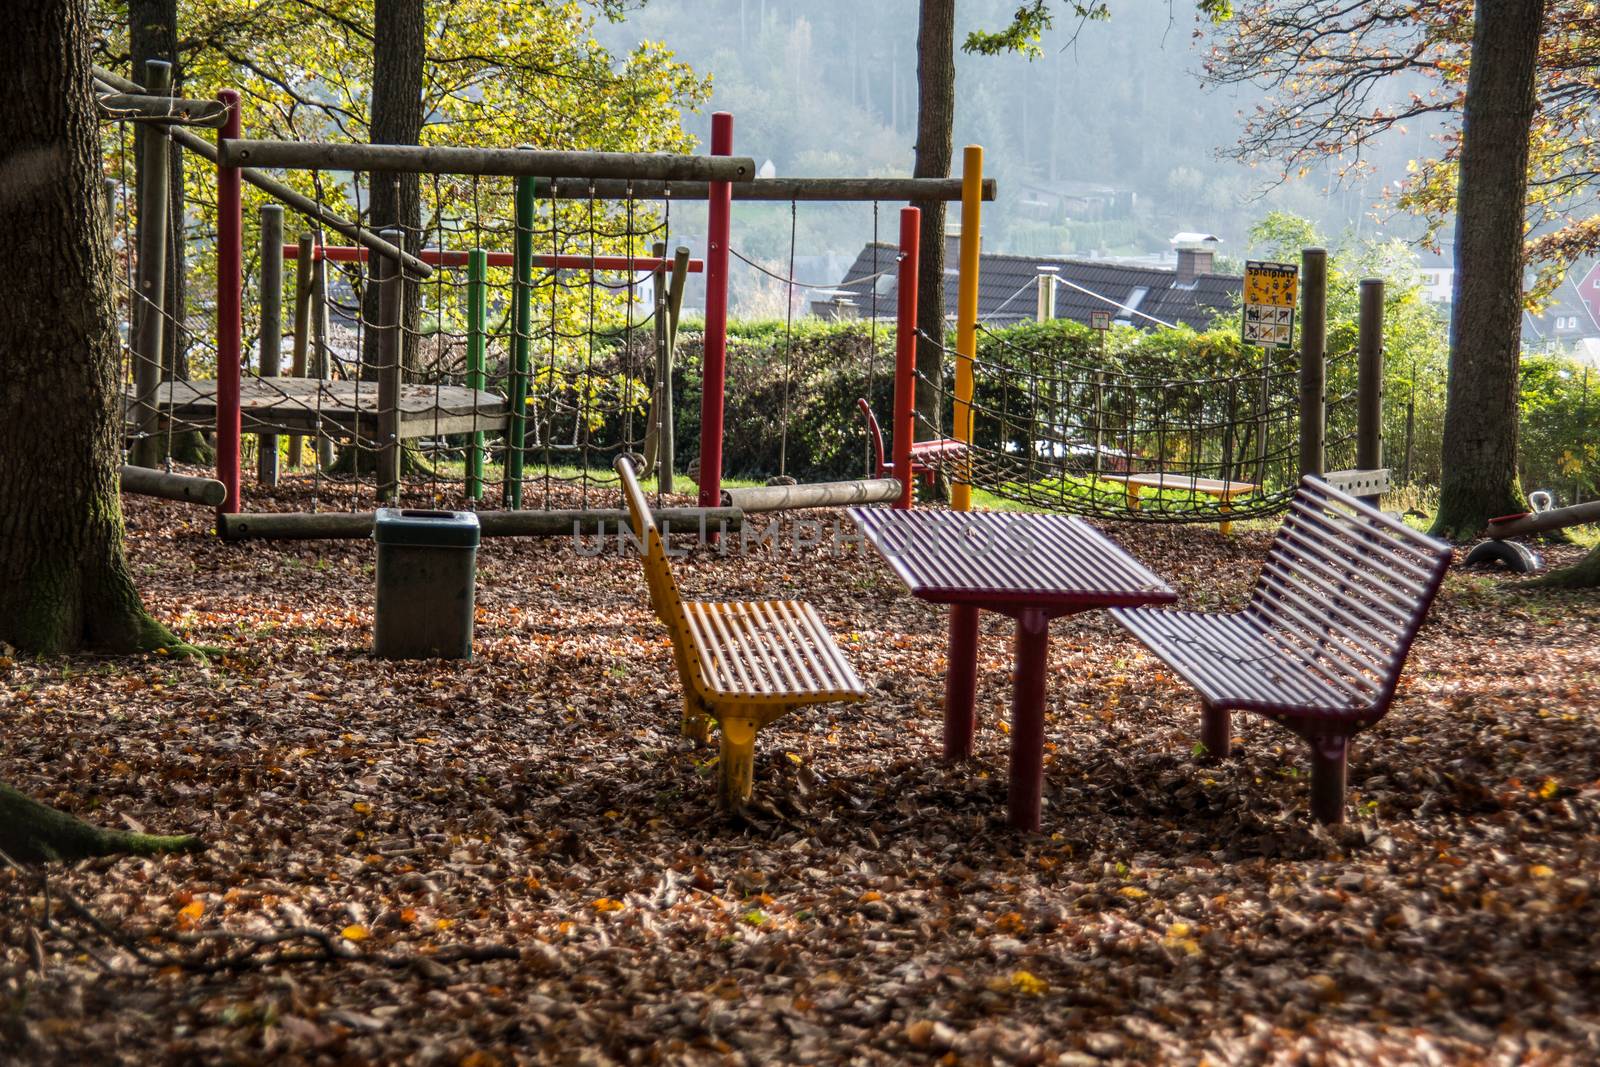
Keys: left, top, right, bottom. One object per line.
{"left": 1258, "top": 555, "right": 1409, "bottom": 653}
{"left": 1287, "top": 496, "right": 1441, "bottom": 580}
{"left": 1266, "top": 531, "right": 1414, "bottom": 630}
{"left": 1253, "top": 572, "right": 1391, "bottom": 682}
{"left": 1284, "top": 501, "right": 1438, "bottom": 590}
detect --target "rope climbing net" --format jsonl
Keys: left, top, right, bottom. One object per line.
{"left": 107, "top": 115, "right": 687, "bottom": 513}
{"left": 912, "top": 325, "right": 1360, "bottom": 523}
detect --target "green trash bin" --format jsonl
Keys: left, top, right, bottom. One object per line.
{"left": 373, "top": 508, "right": 480, "bottom": 660}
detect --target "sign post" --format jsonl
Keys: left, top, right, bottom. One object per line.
{"left": 1242, "top": 260, "right": 1298, "bottom": 348}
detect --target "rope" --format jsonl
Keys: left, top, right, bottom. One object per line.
{"left": 908, "top": 327, "right": 1357, "bottom": 524}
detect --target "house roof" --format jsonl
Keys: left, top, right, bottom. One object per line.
{"left": 827, "top": 243, "right": 1242, "bottom": 331}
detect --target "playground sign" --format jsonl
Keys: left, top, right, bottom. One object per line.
{"left": 1089, "top": 310, "right": 1111, "bottom": 331}
{"left": 1243, "top": 260, "right": 1297, "bottom": 348}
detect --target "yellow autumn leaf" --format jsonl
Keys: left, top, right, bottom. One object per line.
{"left": 1119, "top": 886, "right": 1148, "bottom": 900}
{"left": 1009, "top": 970, "right": 1048, "bottom": 996}
{"left": 1539, "top": 778, "right": 1560, "bottom": 799}
{"left": 177, "top": 900, "right": 204, "bottom": 922}
{"left": 352, "top": 801, "right": 372, "bottom": 814}
{"left": 592, "top": 897, "right": 626, "bottom": 912}
{"left": 341, "top": 924, "right": 369, "bottom": 941}
{"left": 1529, "top": 864, "right": 1555, "bottom": 878}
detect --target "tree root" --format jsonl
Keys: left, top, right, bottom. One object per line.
{"left": 0, "top": 782, "right": 203, "bottom": 863}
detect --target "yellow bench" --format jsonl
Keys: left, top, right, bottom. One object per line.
{"left": 1097, "top": 473, "right": 1259, "bottom": 535}
{"left": 615, "top": 457, "right": 866, "bottom": 809}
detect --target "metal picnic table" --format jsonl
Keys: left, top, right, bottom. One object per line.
{"left": 848, "top": 507, "right": 1177, "bottom": 831}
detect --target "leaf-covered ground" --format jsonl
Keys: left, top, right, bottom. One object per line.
{"left": 4, "top": 482, "right": 1599, "bottom": 1065}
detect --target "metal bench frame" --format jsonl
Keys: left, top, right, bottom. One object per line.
{"left": 1110, "top": 476, "right": 1452, "bottom": 822}
{"left": 856, "top": 397, "right": 968, "bottom": 490}
{"left": 615, "top": 457, "right": 866, "bottom": 810}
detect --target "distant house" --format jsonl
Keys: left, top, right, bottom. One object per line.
{"left": 817, "top": 233, "right": 1241, "bottom": 331}
{"left": 1416, "top": 244, "right": 1454, "bottom": 305}
{"left": 1524, "top": 260, "right": 1600, "bottom": 362}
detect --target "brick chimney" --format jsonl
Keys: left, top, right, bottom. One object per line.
{"left": 1171, "top": 232, "right": 1220, "bottom": 286}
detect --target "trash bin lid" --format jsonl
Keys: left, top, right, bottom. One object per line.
{"left": 373, "top": 508, "right": 481, "bottom": 548}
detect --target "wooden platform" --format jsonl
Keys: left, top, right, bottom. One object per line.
{"left": 124, "top": 378, "right": 510, "bottom": 440}
{"left": 1098, "top": 473, "right": 1260, "bottom": 535}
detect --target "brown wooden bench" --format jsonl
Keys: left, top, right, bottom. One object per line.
{"left": 1096, "top": 473, "right": 1259, "bottom": 535}
{"left": 1109, "top": 476, "right": 1452, "bottom": 823}
{"left": 615, "top": 457, "right": 866, "bottom": 810}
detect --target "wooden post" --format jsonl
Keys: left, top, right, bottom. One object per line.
{"left": 257, "top": 204, "right": 284, "bottom": 486}
{"left": 644, "top": 240, "right": 667, "bottom": 481}
{"left": 1357, "top": 278, "right": 1385, "bottom": 506}
{"left": 287, "top": 233, "right": 314, "bottom": 467}
{"left": 503, "top": 173, "right": 534, "bottom": 509}
{"left": 662, "top": 246, "right": 689, "bottom": 494}
{"left": 312, "top": 247, "right": 335, "bottom": 470}
{"left": 466, "top": 248, "right": 488, "bottom": 500}
{"left": 952, "top": 145, "right": 983, "bottom": 512}
{"left": 131, "top": 60, "right": 173, "bottom": 469}
{"left": 376, "top": 228, "right": 404, "bottom": 501}
{"left": 893, "top": 206, "right": 921, "bottom": 510}
{"left": 1299, "top": 247, "right": 1327, "bottom": 479}
{"left": 215, "top": 88, "right": 243, "bottom": 515}
{"left": 1035, "top": 267, "right": 1056, "bottom": 323}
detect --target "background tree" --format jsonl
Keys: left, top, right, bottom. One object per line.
{"left": 1204, "top": 0, "right": 1598, "bottom": 538}
{"left": 1433, "top": 0, "right": 1546, "bottom": 538}
{"left": 129, "top": 0, "right": 210, "bottom": 463}
{"left": 1, "top": 0, "right": 202, "bottom": 861}
{"left": 364, "top": 0, "right": 425, "bottom": 375}
{"left": 913, "top": 0, "right": 955, "bottom": 436}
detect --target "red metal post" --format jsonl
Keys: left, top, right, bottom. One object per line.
{"left": 698, "top": 113, "right": 734, "bottom": 514}
{"left": 216, "top": 89, "right": 243, "bottom": 515}
{"left": 1006, "top": 609, "right": 1051, "bottom": 832}
{"left": 893, "top": 206, "right": 920, "bottom": 510}
{"left": 943, "top": 604, "right": 980, "bottom": 760}
{"left": 1200, "top": 701, "right": 1231, "bottom": 759}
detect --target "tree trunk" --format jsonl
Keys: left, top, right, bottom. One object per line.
{"left": 0, "top": 780, "right": 199, "bottom": 863}
{"left": 0, "top": 0, "right": 186, "bottom": 656}
{"left": 1431, "top": 0, "right": 1545, "bottom": 541}
{"left": 913, "top": 0, "right": 954, "bottom": 439}
{"left": 0, "top": 0, "right": 202, "bottom": 866}
{"left": 362, "top": 0, "right": 425, "bottom": 379}
{"left": 1533, "top": 544, "right": 1600, "bottom": 589}
{"left": 130, "top": 0, "right": 210, "bottom": 464}
{"left": 336, "top": 0, "right": 428, "bottom": 477}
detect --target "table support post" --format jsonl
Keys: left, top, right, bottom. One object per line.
{"left": 1200, "top": 701, "right": 1230, "bottom": 759}
{"left": 1007, "top": 609, "right": 1051, "bottom": 832}
{"left": 943, "top": 604, "right": 980, "bottom": 760}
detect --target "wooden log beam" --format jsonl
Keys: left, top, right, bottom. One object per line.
{"left": 1485, "top": 499, "right": 1600, "bottom": 539}
{"left": 539, "top": 176, "right": 999, "bottom": 203}
{"left": 92, "top": 66, "right": 432, "bottom": 278}
{"left": 721, "top": 479, "right": 901, "bottom": 513}
{"left": 96, "top": 92, "right": 229, "bottom": 127}
{"left": 218, "top": 507, "right": 744, "bottom": 541}
{"left": 120, "top": 465, "right": 228, "bottom": 507}
{"left": 217, "top": 139, "right": 756, "bottom": 183}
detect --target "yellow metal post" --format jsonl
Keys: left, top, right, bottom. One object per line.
{"left": 952, "top": 145, "right": 983, "bottom": 512}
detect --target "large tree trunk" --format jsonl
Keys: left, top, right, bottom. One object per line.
{"left": 1534, "top": 544, "right": 1600, "bottom": 588}
{"left": 0, "top": 0, "right": 186, "bottom": 656}
{"left": 340, "top": 0, "right": 427, "bottom": 477}
{"left": 1431, "top": 0, "right": 1546, "bottom": 541}
{"left": 130, "top": 0, "right": 210, "bottom": 464}
{"left": 912, "top": 0, "right": 954, "bottom": 439}
{"left": 362, "top": 0, "right": 425, "bottom": 378}
{"left": 0, "top": 0, "right": 202, "bottom": 864}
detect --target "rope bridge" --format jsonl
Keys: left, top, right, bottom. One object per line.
{"left": 911, "top": 326, "right": 1359, "bottom": 524}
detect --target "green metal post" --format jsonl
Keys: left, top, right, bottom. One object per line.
{"left": 466, "top": 248, "right": 488, "bottom": 499}
{"left": 503, "top": 175, "right": 535, "bottom": 508}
